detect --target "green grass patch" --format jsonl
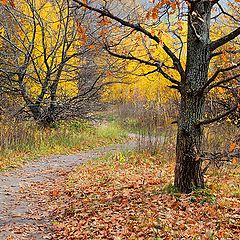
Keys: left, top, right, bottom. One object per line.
{"left": 0, "top": 120, "right": 128, "bottom": 171}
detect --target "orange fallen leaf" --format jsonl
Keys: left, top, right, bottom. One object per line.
{"left": 229, "top": 142, "right": 236, "bottom": 152}
{"left": 6, "top": 236, "right": 15, "bottom": 240}
{"left": 51, "top": 189, "right": 60, "bottom": 197}
{"left": 232, "top": 157, "right": 239, "bottom": 164}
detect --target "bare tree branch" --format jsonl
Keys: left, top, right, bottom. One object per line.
{"left": 203, "top": 62, "right": 240, "bottom": 91}
{"left": 210, "top": 27, "right": 240, "bottom": 51}
{"left": 197, "top": 105, "right": 238, "bottom": 126}
{"left": 208, "top": 73, "right": 240, "bottom": 90}
{"left": 216, "top": 2, "right": 240, "bottom": 23}
{"left": 210, "top": 49, "right": 240, "bottom": 59}
{"left": 72, "top": 0, "right": 185, "bottom": 80}
{"left": 104, "top": 45, "right": 180, "bottom": 85}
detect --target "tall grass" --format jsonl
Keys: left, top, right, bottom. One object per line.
{"left": 0, "top": 119, "right": 127, "bottom": 170}
{"left": 118, "top": 101, "right": 177, "bottom": 155}
{"left": 0, "top": 121, "right": 44, "bottom": 151}
{"left": 203, "top": 122, "right": 239, "bottom": 153}
{"left": 117, "top": 101, "right": 239, "bottom": 159}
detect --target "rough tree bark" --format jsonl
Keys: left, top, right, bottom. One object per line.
{"left": 174, "top": 1, "right": 212, "bottom": 192}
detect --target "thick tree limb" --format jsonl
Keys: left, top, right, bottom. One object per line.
{"left": 210, "top": 27, "right": 240, "bottom": 51}
{"left": 197, "top": 105, "right": 238, "bottom": 126}
{"left": 73, "top": 0, "right": 185, "bottom": 80}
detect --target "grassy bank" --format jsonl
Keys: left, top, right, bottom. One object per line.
{"left": 51, "top": 150, "right": 239, "bottom": 239}
{"left": 0, "top": 120, "right": 127, "bottom": 171}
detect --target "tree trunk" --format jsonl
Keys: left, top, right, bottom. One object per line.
{"left": 174, "top": 94, "right": 205, "bottom": 192}
{"left": 174, "top": 0, "right": 212, "bottom": 193}
{"left": 29, "top": 104, "right": 42, "bottom": 122}
{"left": 29, "top": 103, "right": 56, "bottom": 128}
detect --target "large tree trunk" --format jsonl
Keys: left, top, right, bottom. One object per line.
{"left": 174, "top": 1, "right": 212, "bottom": 193}
{"left": 174, "top": 94, "right": 205, "bottom": 192}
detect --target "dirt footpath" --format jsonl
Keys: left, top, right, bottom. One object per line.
{"left": 0, "top": 142, "right": 136, "bottom": 240}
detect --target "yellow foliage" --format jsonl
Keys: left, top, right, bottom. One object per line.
{"left": 102, "top": 22, "right": 185, "bottom": 104}
{"left": 10, "top": 0, "right": 81, "bottom": 98}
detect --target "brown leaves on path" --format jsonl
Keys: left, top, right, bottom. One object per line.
{"left": 0, "top": 142, "right": 137, "bottom": 239}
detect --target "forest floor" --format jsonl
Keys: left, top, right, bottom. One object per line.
{"left": 0, "top": 140, "right": 136, "bottom": 240}
{"left": 0, "top": 132, "right": 239, "bottom": 239}
{"left": 49, "top": 150, "right": 239, "bottom": 239}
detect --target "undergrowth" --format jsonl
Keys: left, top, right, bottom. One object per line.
{"left": 0, "top": 120, "right": 127, "bottom": 171}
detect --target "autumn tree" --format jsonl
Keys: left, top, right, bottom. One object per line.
{"left": 0, "top": 0, "right": 109, "bottom": 126}
{"left": 73, "top": 0, "right": 240, "bottom": 192}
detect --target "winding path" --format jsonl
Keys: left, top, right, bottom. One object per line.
{"left": 0, "top": 141, "right": 136, "bottom": 240}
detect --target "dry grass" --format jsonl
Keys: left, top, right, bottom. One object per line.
{"left": 117, "top": 101, "right": 177, "bottom": 155}
{"left": 0, "top": 120, "right": 127, "bottom": 171}
{"left": 117, "top": 102, "right": 239, "bottom": 157}
{"left": 203, "top": 122, "right": 239, "bottom": 153}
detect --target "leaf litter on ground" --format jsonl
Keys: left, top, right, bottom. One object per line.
{"left": 41, "top": 150, "right": 240, "bottom": 239}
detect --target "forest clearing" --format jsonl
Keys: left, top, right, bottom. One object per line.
{"left": 0, "top": 0, "right": 239, "bottom": 239}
